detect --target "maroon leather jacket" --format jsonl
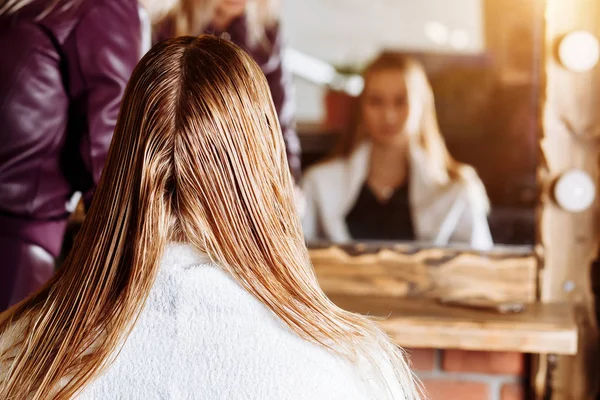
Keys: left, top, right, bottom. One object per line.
{"left": 0, "top": 0, "right": 142, "bottom": 256}
{"left": 155, "top": 16, "right": 301, "bottom": 180}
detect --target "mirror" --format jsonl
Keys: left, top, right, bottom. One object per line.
{"left": 283, "top": 0, "right": 543, "bottom": 248}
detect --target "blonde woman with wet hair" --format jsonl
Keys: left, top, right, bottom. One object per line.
{"left": 302, "top": 53, "right": 493, "bottom": 250}
{"left": 0, "top": 36, "right": 421, "bottom": 400}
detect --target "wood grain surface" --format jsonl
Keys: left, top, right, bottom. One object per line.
{"left": 310, "top": 245, "right": 538, "bottom": 302}
{"left": 329, "top": 295, "right": 577, "bottom": 355}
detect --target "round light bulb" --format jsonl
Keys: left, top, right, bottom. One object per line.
{"left": 554, "top": 169, "right": 596, "bottom": 212}
{"left": 425, "top": 21, "right": 449, "bottom": 46}
{"left": 558, "top": 31, "right": 600, "bottom": 72}
{"left": 449, "top": 29, "right": 470, "bottom": 50}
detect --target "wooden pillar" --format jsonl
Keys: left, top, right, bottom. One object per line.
{"left": 540, "top": 0, "right": 600, "bottom": 398}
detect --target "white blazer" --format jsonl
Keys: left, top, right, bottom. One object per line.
{"left": 0, "top": 244, "right": 408, "bottom": 399}
{"left": 301, "top": 142, "right": 493, "bottom": 250}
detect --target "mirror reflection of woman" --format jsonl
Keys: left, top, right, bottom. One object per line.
{"left": 0, "top": 36, "right": 421, "bottom": 400}
{"left": 302, "top": 53, "right": 493, "bottom": 250}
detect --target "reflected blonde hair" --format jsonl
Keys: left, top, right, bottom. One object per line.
{"left": 0, "top": 36, "right": 421, "bottom": 400}
{"left": 163, "top": 0, "right": 278, "bottom": 48}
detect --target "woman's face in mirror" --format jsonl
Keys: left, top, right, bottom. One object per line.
{"left": 361, "top": 69, "right": 410, "bottom": 147}
{"left": 216, "top": 0, "right": 248, "bottom": 20}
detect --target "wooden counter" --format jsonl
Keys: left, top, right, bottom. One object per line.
{"left": 329, "top": 295, "right": 578, "bottom": 355}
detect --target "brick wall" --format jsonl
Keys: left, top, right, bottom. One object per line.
{"left": 407, "top": 348, "right": 527, "bottom": 400}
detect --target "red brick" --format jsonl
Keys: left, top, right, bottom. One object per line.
{"left": 420, "top": 379, "right": 489, "bottom": 400}
{"left": 442, "top": 350, "right": 525, "bottom": 375}
{"left": 501, "top": 383, "right": 525, "bottom": 400}
{"left": 406, "top": 348, "right": 435, "bottom": 371}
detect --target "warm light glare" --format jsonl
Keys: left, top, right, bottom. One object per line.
{"left": 283, "top": 48, "right": 364, "bottom": 96}
{"left": 449, "top": 29, "right": 470, "bottom": 50}
{"left": 558, "top": 31, "right": 600, "bottom": 72}
{"left": 344, "top": 75, "right": 364, "bottom": 97}
{"left": 554, "top": 169, "right": 596, "bottom": 212}
{"left": 284, "top": 48, "right": 337, "bottom": 86}
{"left": 425, "top": 21, "right": 449, "bottom": 46}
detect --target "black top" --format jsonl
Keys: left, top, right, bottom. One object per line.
{"left": 345, "top": 182, "right": 415, "bottom": 241}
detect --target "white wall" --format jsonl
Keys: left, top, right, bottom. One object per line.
{"left": 282, "top": 0, "right": 485, "bottom": 122}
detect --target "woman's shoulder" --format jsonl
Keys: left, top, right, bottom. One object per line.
{"left": 0, "top": 316, "right": 28, "bottom": 349}
{"left": 419, "top": 164, "right": 488, "bottom": 213}
{"left": 302, "top": 157, "right": 348, "bottom": 184}
{"left": 81, "top": 246, "right": 370, "bottom": 399}
{"left": 0, "top": 317, "right": 29, "bottom": 381}
{"left": 455, "top": 165, "right": 490, "bottom": 212}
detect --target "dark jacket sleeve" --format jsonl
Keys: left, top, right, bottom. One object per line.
{"left": 263, "top": 25, "right": 301, "bottom": 182}
{"left": 67, "top": 0, "right": 141, "bottom": 201}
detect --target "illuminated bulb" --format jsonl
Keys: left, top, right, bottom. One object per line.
{"left": 558, "top": 31, "right": 600, "bottom": 72}
{"left": 554, "top": 169, "right": 596, "bottom": 212}
{"left": 449, "top": 29, "right": 470, "bottom": 50}
{"left": 425, "top": 21, "right": 449, "bottom": 46}
{"left": 344, "top": 75, "right": 364, "bottom": 97}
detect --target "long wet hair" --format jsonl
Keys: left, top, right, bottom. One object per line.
{"left": 0, "top": 36, "right": 422, "bottom": 399}
{"left": 339, "top": 53, "right": 479, "bottom": 187}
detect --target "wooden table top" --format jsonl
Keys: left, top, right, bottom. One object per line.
{"left": 328, "top": 295, "right": 578, "bottom": 355}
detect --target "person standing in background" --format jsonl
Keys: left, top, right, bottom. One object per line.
{"left": 155, "top": 0, "right": 301, "bottom": 181}
{"left": 0, "top": 0, "right": 179, "bottom": 310}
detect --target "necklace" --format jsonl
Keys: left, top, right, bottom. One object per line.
{"left": 379, "top": 186, "right": 395, "bottom": 201}
{"left": 368, "top": 183, "right": 397, "bottom": 202}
